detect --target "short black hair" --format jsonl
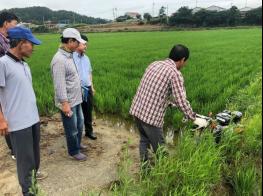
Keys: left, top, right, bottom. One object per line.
{"left": 60, "top": 37, "right": 77, "bottom": 44}
{"left": 0, "top": 12, "right": 19, "bottom": 27}
{"left": 169, "top": 44, "right": 190, "bottom": 62}
{"left": 9, "top": 38, "right": 23, "bottom": 48}
{"left": 81, "top": 34, "right": 88, "bottom": 42}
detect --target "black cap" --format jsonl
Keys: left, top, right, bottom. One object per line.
{"left": 81, "top": 34, "right": 88, "bottom": 42}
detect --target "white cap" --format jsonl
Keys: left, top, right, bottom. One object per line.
{"left": 62, "top": 28, "right": 86, "bottom": 44}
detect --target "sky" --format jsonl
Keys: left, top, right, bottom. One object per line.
{"left": 0, "top": 0, "right": 262, "bottom": 20}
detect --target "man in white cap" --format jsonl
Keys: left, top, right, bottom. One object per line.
{"left": 51, "top": 28, "right": 87, "bottom": 161}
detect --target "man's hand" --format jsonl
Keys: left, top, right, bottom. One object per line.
{"left": 61, "top": 102, "right": 72, "bottom": 117}
{"left": 0, "top": 118, "right": 8, "bottom": 136}
{"left": 92, "top": 87, "right": 96, "bottom": 95}
{"left": 193, "top": 117, "right": 209, "bottom": 129}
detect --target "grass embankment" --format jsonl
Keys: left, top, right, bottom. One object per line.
{"left": 113, "top": 75, "right": 262, "bottom": 196}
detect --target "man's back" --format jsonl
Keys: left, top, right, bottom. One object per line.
{"left": 130, "top": 59, "right": 179, "bottom": 127}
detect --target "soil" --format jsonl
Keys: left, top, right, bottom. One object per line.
{"left": 0, "top": 114, "right": 140, "bottom": 196}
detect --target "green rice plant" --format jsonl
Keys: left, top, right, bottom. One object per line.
{"left": 29, "top": 170, "right": 45, "bottom": 196}
{"left": 219, "top": 75, "right": 262, "bottom": 196}
{"left": 113, "top": 74, "right": 262, "bottom": 196}
{"left": 112, "top": 140, "right": 137, "bottom": 196}
{"left": 233, "top": 164, "right": 257, "bottom": 196}
{"left": 113, "top": 132, "right": 222, "bottom": 196}
{"left": 27, "top": 28, "right": 261, "bottom": 123}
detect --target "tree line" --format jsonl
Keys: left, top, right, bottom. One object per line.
{"left": 1, "top": 5, "right": 261, "bottom": 27}
{"left": 1, "top": 6, "right": 109, "bottom": 25}
{"left": 143, "top": 6, "right": 262, "bottom": 27}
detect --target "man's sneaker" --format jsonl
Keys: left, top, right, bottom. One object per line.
{"left": 36, "top": 171, "right": 48, "bottom": 180}
{"left": 80, "top": 144, "right": 88, "bottom": 152}
{"left": 11, "top": 154, "right": 16, "bottom": 160}
{"left": 85, "top": 133, "right": 97, "bottom": 140}
{"left": 72, "top": 153, "right": 87, "bottom": 161}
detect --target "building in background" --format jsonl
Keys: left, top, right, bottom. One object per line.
{"left": 125, "top": 12, "right": 140, "bottom": 19}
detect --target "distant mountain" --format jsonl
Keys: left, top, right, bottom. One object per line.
{"left": 1, "top": 6, "right": 109, "bottom": 25}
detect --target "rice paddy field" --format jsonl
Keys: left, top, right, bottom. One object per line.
{"left": 28, "top": 28, "right": 262, "bottom": 195}
{"left": 30, "top": 28, "right": 262, "bottom": 125}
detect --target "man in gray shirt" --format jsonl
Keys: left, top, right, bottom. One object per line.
{"left": 0, "top": 27, "right": 41, "bottom": 196}
{"left": 51, "top": 28, "right": 87, "bottom": 161}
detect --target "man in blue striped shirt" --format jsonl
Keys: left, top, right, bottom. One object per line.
{"left": 73, "top": 34, "right": 97, "bottom": 140}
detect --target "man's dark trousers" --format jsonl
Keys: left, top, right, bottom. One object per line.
{"left": 10, "top": 123, "right": 40, "bottom": 196}
{"left": 135, "top": 118, "right": 165, "bottom": 162}
{"left": 81, "top": 86, "right": 94, "bottom": 136}
{"left": 5, "top": 134, "right": 13, "bottom": 154}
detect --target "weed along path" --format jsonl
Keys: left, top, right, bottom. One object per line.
{"left": 0, "top": 114, "right": 140, "bottom": 196}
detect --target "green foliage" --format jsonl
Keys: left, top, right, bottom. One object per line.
{"left": 143, "top": 13, "right": 152, "bottom": 22}
{"left": 228, "top": 6, "right": 241, "bottom": 26}
{"left": 32, "top": 25, "right": 50, "bottom": 33}
{"left": 29, "top": 170, "right": 39, "bottom": 195}
{"left": 243, "top": 7, "right": 262, "bottom": 25}
{"left": 220, "top": 75, "right": 262, "bottom": 196}
{"left": 28, "top": 29, "right": 262, "bottom": 124}
{"left": 1, "top": 6, "right": 109, "bottom": 25}
{"left": 169, "top": 6, "right": 262, "bottom": 27}
{"left": 113, "top": 74, "right": 262, "bottom": 195}
{"left": 233, "top": 164, "right": 257, "bottom": 195}
{"left": 227, "top": 75, "right": 262, "bottom": 115}
{"left": 113, "top": 132, "right": 222, "bottom": 195}
{"left": 29, "top": 170, "right": 44, "bottom": 196}
{"left": 169, "top": 7, "right": 193, "bottom": 26}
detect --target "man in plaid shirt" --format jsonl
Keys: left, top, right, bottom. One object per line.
{"left": 0, "top": 12, "right": 19, "bottom": 160}
{"left": 130, "top": 44, "right": 206, "bottom": 162}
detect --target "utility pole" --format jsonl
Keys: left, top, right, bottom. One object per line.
{"left": 166, "top": 5, "right": 169, "bottom": 24}
{"left": 113, "top": 8, "right": 116, "bottom": 20}
{"left": 115, "top": 8, "right": 118, "bottom": 18}
{"left": 196, "top": 0, "right": 198, "bottom": 8}
{"left": 152, "top": 0, "right": 155, "bottom": 17}
{"left": 73, "top": 13, "right": 75, "bottom": 24}
{"left": 245, "top": 0, "right": 248, "bottom": 7}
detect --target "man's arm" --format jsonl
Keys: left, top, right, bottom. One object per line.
{"left": 0, "top": 104, "right": 8, "bottom": 136}
{"left": 86, "top": 56, "right": 95, "bottom": 94}
{"left": 90, "top": 74, "right": 95, "bottom": 95}
{"left": 170, "top": 72, "right": 196, "bottom": 121}
{"left": 51, "top": 61, "right": 72, "bottom": 116}
{"left": 0, "top": 61, "right": 8, "bottom": 135}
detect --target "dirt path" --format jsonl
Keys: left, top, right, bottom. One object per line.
{"left": 0, "top": 115, "right": 140, "bottom": 196}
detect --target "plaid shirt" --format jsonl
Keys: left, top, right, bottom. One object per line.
{"left": 0, "top": 32, "right": 10, "bottom": 57}
{"left": 130, "top": 58, "right": 196, "bottom": 128}
{"left": 51, "top": 48, "right": 82, "bottom": 109}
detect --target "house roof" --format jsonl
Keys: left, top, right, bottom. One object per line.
{"left": 192, "top": 7, "right": 203, "bottom": 13}
{"left": 125, "top": 12, "right": 140, "bottom": 17}
{"left": 239, "top": 7, "right": 253, "bottom": 12}
{"left": 206, "top": 5, "right": 226, "bottom": 11}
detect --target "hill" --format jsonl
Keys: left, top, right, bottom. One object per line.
{"left": 1, "top": 6, "right": 109, "bottom": 25}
